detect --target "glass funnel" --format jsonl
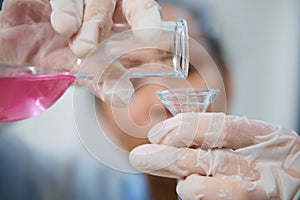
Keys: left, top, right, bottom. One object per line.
{"left": 156, "top": 88, "right": 219, "bottom": 116}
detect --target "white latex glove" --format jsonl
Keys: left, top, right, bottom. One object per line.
{"left": 130, "top": 113, "right": 300, "bottom": 200}
{"left": 0, "top": 0, "right": 77, "bottom": 69}
{"left": 50, "top": 0, "right": 161, "bottom": 106}
{"left": 50, "top": 0, "right": 162, "bottom": 58}
{"left": 0, "top": 0, "right": 151, "bottom": 107}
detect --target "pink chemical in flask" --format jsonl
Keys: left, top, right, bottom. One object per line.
{"left": 0, "top": 19, "right": 191, "bottom": 122}
{"left": 0, "top": 65, "right": 76, "bottom": 122}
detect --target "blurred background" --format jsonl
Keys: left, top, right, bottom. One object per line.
{"left": 208, "top": 0, "right": 300, "bottom": 132}
{"left": 0, "top": 0, "right": 299, "bottom": 199}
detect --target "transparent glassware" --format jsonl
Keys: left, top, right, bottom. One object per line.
{"left": 0, "top": 18, "right": 189, "bottom": 122}
{"left": 77, "top": 18, "right": 189, "bottom": 80}
{"left": 156, "top": 88, "right": 219, "bottom": 116}
{"left": 0, "top": 64, "right": 76, "bottom": 122}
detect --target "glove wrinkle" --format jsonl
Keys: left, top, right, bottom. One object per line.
{"left": 50, "top": 0, "right": 83, "bottom": 38}
{"left": 131, "top": 112, "right": 300, "bottom": 199}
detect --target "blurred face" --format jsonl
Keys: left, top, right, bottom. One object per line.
{"left": 96, "top": 4, "right": 228, "bottom": 152}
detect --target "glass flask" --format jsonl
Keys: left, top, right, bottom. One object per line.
{"left": 76, "top": 18, "right": 189, "bottom": 80}
{"left": 0, "top": 18, "right": 189, "bottom": 122}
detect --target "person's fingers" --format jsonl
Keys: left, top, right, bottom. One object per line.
{"left": 177, "top": 175, "right": 268, "bottom": 200}
{"left": 69, "top": 0, "right": 116, "bottom": 58}
{"left": 129, "top": 144, "right": 258, "bottom": 180}
{"left": 148, "top": 113, "right": 211, "bottom": 148}
{"left": 101, "top": 74, "right": 134, "bottom": 107}
{"left": 0, "top": 0, "right": 77, "bottom": 68}
{"left": 130, "top": 140, "right": 300, "bottom": 199}
{"left": 82, "top": 61, "right": 134, "bottom": 107}
{"left": 122, "top": 0, "right": 162, "bottom": 41}
{"left": 129, "top": 144, "right": 189, "bottom": 178}
{"left": 50, "top": 0, "right": 84, "bottom": 38}
{"left": 148, "top": 112, "right": 281, "bottom": 150}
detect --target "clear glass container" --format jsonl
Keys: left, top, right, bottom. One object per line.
{"left": 77, "top": 18, "right": 189, "bottom": 81}
{"left": 0, "top": 18, "right": 190, "bottom": 122}
{"left": 0, "top": 64, "right": 75, "bottom": 122}
{"left": 156, "top": 88, "right": 219, "bottom": 116}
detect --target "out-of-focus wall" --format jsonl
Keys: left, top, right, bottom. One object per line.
{"left": 208, "top": 0, "right": 300, "bottom": 131}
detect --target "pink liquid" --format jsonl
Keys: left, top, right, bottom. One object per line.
{"left": 0, "top": 73, "right": 76, "bottom": 122}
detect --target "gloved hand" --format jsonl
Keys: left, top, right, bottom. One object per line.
{"left": 130, "top": 112, "right": 300, "bottom": 199}
{"left": 50, "top": 0, "right": 162, "bottom": 106}
{"left": 0, "top": 0, "right": 77, "bottom": 69}
{"left": 50, "top": 0, "right": 162, "bottom": 58}
{"left": 0, "top": 0, "right": 162, "bottom": 107}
